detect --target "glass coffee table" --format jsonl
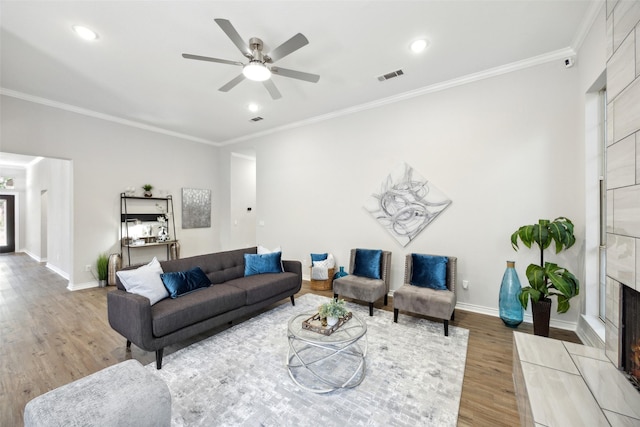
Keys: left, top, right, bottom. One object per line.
{"left": 286, "top": 311, "right": 367, "bottom": 393}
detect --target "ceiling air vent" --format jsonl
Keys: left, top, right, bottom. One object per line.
{"left": 378, "top": 69, "right": 404, "bottom": 82}
{"left": 250, "top": 116, "right": 264, "bottom": 122}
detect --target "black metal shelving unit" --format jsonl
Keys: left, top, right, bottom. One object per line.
{"left": 120, "top": 193, "right": 178, "bottom": 266}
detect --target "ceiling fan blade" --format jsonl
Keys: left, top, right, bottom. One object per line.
{"left": 267, "top": 33, "right": 309, "bottom": 62}
{"left": 271, "top": 67, "right": 320, "bottom": 83}
{"left": 219, "top": 74, "right": 246, "bottom": 92}
{"left": 262, "top": 79, "right": 282, "bottom": 100}
{"left": 214, "top": 18, "right": 252, "bottom": 58}
{"left": 182, "top": 53, "right": 243, "bottom": 66}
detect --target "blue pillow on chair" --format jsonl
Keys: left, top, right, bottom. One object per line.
{"left": 353, "top": 249, "right": 382, "bottom": 279}
{"left": 161, "top": 267, "right": 212, "bottom": 298}
{"left": 244, "top": 252, "right": 283, "bottom": 277}
{"left": 411, "top": 254, "right": 448, "bottom": 290}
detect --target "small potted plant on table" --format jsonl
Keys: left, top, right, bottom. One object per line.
{"left": 318, "top": 298, "right": 348, "bottom": 326}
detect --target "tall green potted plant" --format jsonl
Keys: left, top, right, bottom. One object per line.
{"left": 97, "top": 253, "right": 109, "bottom": 288}
{"left": 510, "top": 217, "right": 579, "bottom": 336}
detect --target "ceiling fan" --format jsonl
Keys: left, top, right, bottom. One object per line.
{"left": 182, "top": 19, "right": 320, "bottom": 100}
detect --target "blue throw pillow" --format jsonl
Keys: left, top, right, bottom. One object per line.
{"left": 244, "top": 252, "right": 283, "bottom": 277}
{"left": 310, "top": 253, "right": 328, "bottom": 264}
{"left": 411, "top": 254, "right": 448, "bottom": 290}
{"left": 353, "top": 249, "right": 382, "bottom": 279}
{"left": 161, "top": 267, "right": 212, "bottom": 298}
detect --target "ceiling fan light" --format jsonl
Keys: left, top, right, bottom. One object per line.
{"left": 243, "top": 61, "right": 271, "bottom": 82}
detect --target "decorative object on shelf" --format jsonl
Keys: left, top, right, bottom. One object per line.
{"left": 143, "top": 184, "right": 153, "bottom": 198}
{"left": 182, "top": 188, "right": 211, "bottom": 229}
{"left": 511, "top": 217, "right": 579, "bottom": 336}
{"left": 124, "top": 187, "right": 136, "bottom": 197}
{"left": 364, "top": 162, "right": 452, "bottom": 247}
{"left": 318, "top": 298, "right": 349, "bottom": 326}
{"left": 96, "top": 253, "right": 109, "bottom": 288}
{"left": 499, "top": 261, "right": 523, "bottom": 328}
{"left": 333, "top": 266, "right": 348, "bottom": 280}
{"left": 157, "top": 216, "right": 169, "bottom": 242}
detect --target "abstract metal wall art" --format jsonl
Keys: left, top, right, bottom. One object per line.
{"left": 364, "top": 162, "right": 451, "bottom": 247}
{"left": 182, "top": 188, "right": 211, "bottom": 229}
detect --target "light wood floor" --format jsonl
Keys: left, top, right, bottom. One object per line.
{"left": 0, "top": 253, "right": 580, "bottom": 426}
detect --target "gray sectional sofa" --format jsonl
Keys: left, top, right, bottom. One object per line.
{"left": 107, "top": 247, "right": 302, "bottom": 369}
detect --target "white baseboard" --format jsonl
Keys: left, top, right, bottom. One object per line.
{"left": 454, "top": 302, "right": 578, "bottom": 332}
{"left": 577, "top": 314, "right": 605, "bottom": 349}
{"left": 67, "top": 281, "right": 99, "bottom": 291}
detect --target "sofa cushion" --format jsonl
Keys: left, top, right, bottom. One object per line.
{"left": 226, "top": 272, "right": 299, "bottom": 305}
{"left": 151, "top": 284, "right": 246, "bottom": 337}
{"left": 160, "top": 247, "right": 256, "bottom": 284}
{"left": 116, "top": 257, "right": 168, "bottom": 305}
{"left": 244, "top": 252, "right": 283, "bottom": 276}
{"left": 160, "top": 267, "right": 211, "bottom": 298}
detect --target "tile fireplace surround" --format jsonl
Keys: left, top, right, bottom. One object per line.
{"left": 512, "top": 332, "right": 640, "bottom": 426}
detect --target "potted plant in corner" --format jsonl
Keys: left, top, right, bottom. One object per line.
{"left": 97, "top": 253, "right": 109, "bottom": 288}
{"left": 510, "top": 217, "right": 580, "bottom": 336}
{"left": 318, "top": 298, "right": 348, "bottom": 326}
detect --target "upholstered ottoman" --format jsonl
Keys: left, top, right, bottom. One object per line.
{"left": 24, "top": 359, "right": 171, "bottom": 427}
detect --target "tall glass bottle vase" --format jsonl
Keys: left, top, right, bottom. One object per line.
{"left": 499, "top": 261, "right": 523, "bottom": 327}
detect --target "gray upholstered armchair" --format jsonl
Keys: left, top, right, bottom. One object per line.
{"left": 333, "top": 248, "right": 392, "bottom": 316}
{"left": 393, "top": 254, "right": 457, "bottom": 336}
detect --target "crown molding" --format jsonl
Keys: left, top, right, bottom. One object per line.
{"left": 221, "top": 47, "right": 577, "bottom": 146}
{"left": 0, "top": 88, "right": 221, "bottom": 147}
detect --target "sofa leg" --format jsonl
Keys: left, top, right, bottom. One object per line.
{"left": 393, "top": 308, "right": 399, "bottom": 323}
{"left": 369, "top": 302, "right": 374, "bottom": 316}
{"left": 333, "top": 293, "right": 338, "bottom": 300}
{"left": 444, "top": 320, "right": 449, "bottom": 337}
{"left": 126, "top": 340, "right": 131, "bottom": 350}
{"left": 290, "top": 295, "right": 295, "bottom": 306}
{"left": 156, "top": 349, "right": 164, "bottom": 370}
{"left": 451, "top": 310, "right": 455, "bottom": 321}
{"left": 384, "top": 294, "right": 388, "bottom": 306}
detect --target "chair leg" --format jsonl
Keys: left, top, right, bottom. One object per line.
{"left": 155, "top": 348, "right": 164, "bottom": 370}
{"left": 451, "top": 310, "right": 455, "bottom": 321}
{"left": 393, "top": 308, "right": 399, "bottom": 323}
{"left": 290, "top": 295, "right": 295, "bottom": 306}
{"left": 444, "top": 320, "right": 449, "bottom": 337}
{"left": 333, "top": 293, "right": 338, "bottom": 299}
{"left": 126, "top": 340, "right": 131, "bottom": 350}
{"left": 369, "top": 302, "right": 374, "bottom": 316}
{"left": 384, "top": 294, "right": 388, "bottom": 306}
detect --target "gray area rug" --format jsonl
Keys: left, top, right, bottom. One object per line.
{"left": 145, "top": 294, "right": 469, "bottom": 426}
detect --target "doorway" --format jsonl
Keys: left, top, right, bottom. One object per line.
{"left": 0, "top": 195, "right": 16, "bottom": 253}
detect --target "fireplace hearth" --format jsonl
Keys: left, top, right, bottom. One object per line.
{"left": 622, "top": 285, "right": 640, "bottom": 390}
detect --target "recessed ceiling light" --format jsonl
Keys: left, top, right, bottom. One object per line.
{"left": 248, "top": 103, "right": 260, "bottom": 113}
{"left": 410, "top": 39, "right": 429, "bottom": 53}
{"left": 72, "top": 25, "right": 98, "bottom": 41}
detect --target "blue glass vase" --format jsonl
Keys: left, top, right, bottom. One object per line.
{"left": 499, "top": 261, "right": 523, "bottom": 327}
{"left": 333, "top": 266, "right": 348, "bottom": 280}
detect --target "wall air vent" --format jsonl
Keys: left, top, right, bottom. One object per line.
{"left": 378, "top": 69, "right": 404, "bottom": 82}
{"left": 250, "top": 116, "right": 263, "bottom": 122}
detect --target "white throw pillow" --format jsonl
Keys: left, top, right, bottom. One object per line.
{"left": 311, "top": 265, "right": 329, "bottom": 280}
{"left": 116, "top": 257, "right": 168, "bottom": 305}
{"left": 326, "top": 253, "right": 336, "bottom": 268}
{"left": 313, "top": 259, "right": 331, "bottom": 268}
{"left": 257, "top": 245, "right": 282, "bottom": 254}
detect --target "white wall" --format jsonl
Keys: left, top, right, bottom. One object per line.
{"left": 223, "top": 59, "right": 585, "bottom": 327}
{"left": 0, "top": 95, "right": 221, "bottom": 288}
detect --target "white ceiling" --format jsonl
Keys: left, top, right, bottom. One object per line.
{"left": 0, "top": 1, "right": 601, "bottom": 146}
